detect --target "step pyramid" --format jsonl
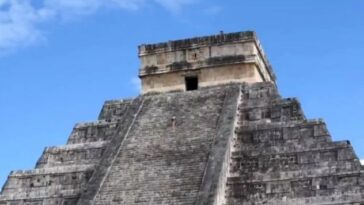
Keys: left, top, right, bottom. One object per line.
{"left": 1, "top": 31, "right": 362, "bottom": 205}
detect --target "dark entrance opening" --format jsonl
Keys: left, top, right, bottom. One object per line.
{"left": 185, "top": 76, "right": 198, "bottom": 91}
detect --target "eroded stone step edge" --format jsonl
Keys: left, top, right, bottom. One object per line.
{"left": 0, "top": 189, "right": 81, "bottom": 201}
{"left": 226, "top": 169, "right": 364, "bottom": 184}
{"left": 10, "top": 165, "right": 94, "bottom": 177}
{"left": 231, "top": 141, "right": 354, "bottom": 157}
{"left": 225, "top": 193, "right": 364, "bottom": 205}
{"left": 73, "top": 120, "right": 118, "bottom": 129}
{"left": 235, "top": 118, "right": 327, "bottom": 130}
{"left": 238, "top": 97, "right": 300, "bottom": 109}
{"left": 44, "top": 141, "right": 109, "bottom": 152}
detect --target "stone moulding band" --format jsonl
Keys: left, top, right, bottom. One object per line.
{"left": 138, "top": 31, "right": 256, "bottom": 55}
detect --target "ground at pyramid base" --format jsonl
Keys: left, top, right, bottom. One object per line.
{"left": 0, "top": 31, "right": 363, "bottom": 205}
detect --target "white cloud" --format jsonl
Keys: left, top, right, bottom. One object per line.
{"left": 42, "top": 0, "right": 146, "bottom": 17}
{"left": 361, "top": 160, "right": 364, "bottom": 165}
{"left": 43, "top": 0, "right": 102, "bottom": 16}
{"left": 0, "top": 0, "right": 198, "bottom": 54}
{"left": 204, "top": 5, "right": 222, "bottom": 15}
{"left": 0, "top": 0, "right": 46, "bottom": 52}
{"left": 111, "top": 0, "right": 146, "bottom": 10}
{"left": 131, "top": 77, "right": 141, "bottom": 92}
{"left": 154, "top": 0, "right": 198, "bottom": 14}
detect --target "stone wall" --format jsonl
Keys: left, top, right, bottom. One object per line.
{"left": 141, "top": 64, "right": 263, "bottom": 94}
{"left": 224, "top": 82, "right": 364, "bottom": 205}
{"left": 138, "top": 31, "right": 275, "bottom": 94}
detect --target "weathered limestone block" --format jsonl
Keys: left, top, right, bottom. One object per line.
{"left": 0, "top": 165, "right": 93, "bottom": 202}
{"left": 67, "top": 121, "right": 118, "bottom": 144}
{"left": 98, "top": 99, "right": 134, "bottom": 121}
{"left": 36, "top": 141, "right": 108, "bottom": 168}
{"left": 239, "top": 98, "right": 304, "bottom": 123}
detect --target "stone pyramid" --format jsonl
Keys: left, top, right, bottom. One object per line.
{"left": 0, "top": 31, "right": 363, "bottom": 205}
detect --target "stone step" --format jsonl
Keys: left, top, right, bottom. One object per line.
{"left": 98, "top": 99, "right": 134, "bottom": 121}
{"left": 0, "top": 167, "right": 92, "bottom": 202}
{"left": 238, "top": 98, "right": 305, "bottom": 122}
{"left": 0, "top": 197, "right": 79, "bottom": 205}
{"left": 0, "top": 186, "right": 81, "bottom": 201}
{"left": 1, "top": 165, "right": 94, "bottom": 194}
{"left": 226, "top": 171, "right": 364, "bottom": 203}
{"left": 9, "top": 165, "right": 94, "bottom": 177}
{"left": 233, "top": 124, "right": 333, "bottom": 156}
{"left": 231, "top": 140, "right": 353, "bottom": 157}
{"left": 36, "top": 141, "right": 109, "bottom": 168}
{"left": 235, "top": 119, "right": 329, "bottom": 141}
{"left": 67, "top": 120, "right": 118, "bottom": 144}
{"left": 236, "top": 118, "right": 327, "bottom": 131}
{"left": 225, "top": 192, "right": 364, "bottom": 205}
{"left": 230, "top": 149, "right": 360, "bottom": 176}
{"left": 228, "top": 162, "right": 363, "bottom": 183}
{"left": 240, "top": 82, "right": 280, "bottom": 100}
{"left": 46, "top": 141, "right": 109, "bottom": 151}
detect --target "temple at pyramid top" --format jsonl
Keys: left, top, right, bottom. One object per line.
{"left": 138, "top": 31, "right": 276, "bottom": 94}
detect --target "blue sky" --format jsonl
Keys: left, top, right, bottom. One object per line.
{"left": 0, "top": 0, "right": 363, "bottom": 186}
